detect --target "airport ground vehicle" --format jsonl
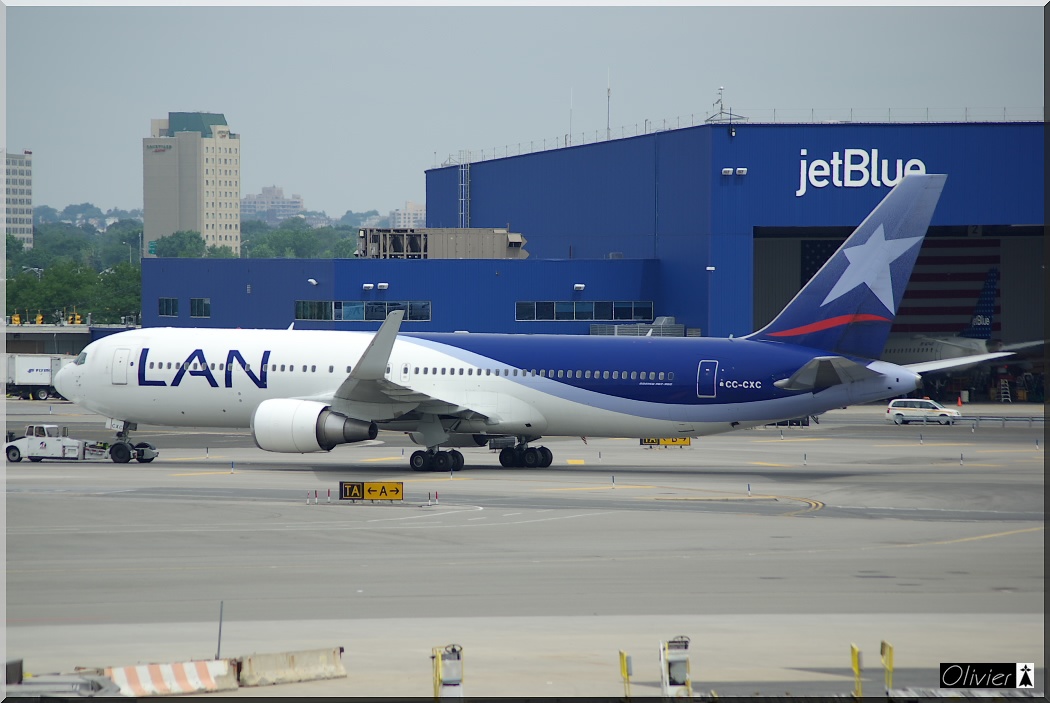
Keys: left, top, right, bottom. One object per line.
{"left": 4, "top": 353, "right": 75, "bottom": 400}
{"left": 4, "top": 424, "right": 157, "bottom": 463}
{"left": 885, "top": 398, "right": 961, "bottom": 425}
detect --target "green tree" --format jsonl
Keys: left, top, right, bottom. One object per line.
{"left": 7, "top": 233, "right": 25, "bottom": 270}
{"left": 330, "top": 238, "right": 359, "bottom": 258}
{"left": 206, "top": 245, "right": 236, "bottom": 258}
{"left": 154, "top": 230, "right": 206, "bottom": 258}
{"left": 92, "top": 262, "right": 141, "bottom": 323}
{"left": 60, "top": 202, "right": 104, "bottom": 222}
{"left": 33, "top": 205, "right": 60, "bottom": 225}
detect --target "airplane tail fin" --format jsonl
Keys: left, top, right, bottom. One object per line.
{"left": 746, "top": 174, "right": 947, "bottom": 359}
{"left": 958, "top": 267, "right": 998, "bottom": 339}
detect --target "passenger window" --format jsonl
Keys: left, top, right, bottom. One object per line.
{"left": 557, "top": 370, "right": 564, "bottom": 378}
{"left": 311, "top": 365, "right": 316, "bottom": 372}
{"left": 329, "top": 366, "right": 334, "bottom": 373}
{"left": 459, "top": 368, "right": 464, "bottom": 375}
{"left": 423, "top": 368, "right": 428, "bottom": 375}
{"left": 585, "top": 371, "right": 591, "bottom": 379}
{"left": 575, "top": 370, "right": 582, "bottom": 379}
{"left": 630, "top": 372, "right": 637, "bottom": 380}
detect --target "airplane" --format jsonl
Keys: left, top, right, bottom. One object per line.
{"left": 881, "top": 266, "right": 1044, "bottom": 368}
{"left": 53, "top": 174, "right": 1013, "bottom": 471}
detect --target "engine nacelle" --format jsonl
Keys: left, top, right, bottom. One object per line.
{"left": 408, "top": 432, "right": 489, "bottom": 448}
{"left": 251, "top": 398, "right": 377, "bottom": 453}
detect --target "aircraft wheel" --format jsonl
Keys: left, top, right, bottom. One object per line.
{"left": 410, "top": 450, "right": 430, "bottom": 471}
{"left": 893, "top": 414, "right": 905, "bottom": 425}
{"left": 134, "top": 442, "right": 156, "bottom": 463}
{"left": 432, "top": 451, "right": 451, "bottom": 472}
{"left": 33, "top": 388, "right": 49, "bottom": 401}
{"left": 449, "top": 450, "right": 464, "bottom": 471}
{"left": 539, "top": 446, "right": 553, "bottom": 467}
{"left": 499, "top": 447, "right": 517, "bottom": 468}
{"left": 523, "top": 447, "right": 541, "bottom": 468}
{"left": 110, "top": 442, "right": 132, "bottom": 464}
{"left": 6, "top": 446, "right": 21, "bottom": 463}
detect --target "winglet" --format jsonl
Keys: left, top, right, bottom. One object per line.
{"left": 349, "top": 309, "right": 405, "bottom": 381}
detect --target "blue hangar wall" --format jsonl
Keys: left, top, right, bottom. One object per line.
{"left": 142, "top": 122, "right": 1042, "bottom": 335}
{"left": 426, "top": 122, "right": 1043, "bottom": 337}
{"left": 141, "top": 257, "right": 660, "bottom": 334}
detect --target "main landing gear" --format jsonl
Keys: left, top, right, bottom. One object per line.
{"left": 410, "top": 449, "right": 464, "bottom": 472}
{"left": 108, "top": 420, "right": 159, "bottom": 464}
{"left": 498, "top": 444, "right": 553, "bottom": 468}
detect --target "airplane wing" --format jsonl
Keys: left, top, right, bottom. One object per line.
{"left": 911, "top": 335, "right": 985, "bottom": 352}
{"left": 325, "top": 310, "right": 491, "bottom": 423}
{"left": 903, "top": 351, "right": 1014, "bottom": 375}
{"left": 773, "top": 356, "right": 882, "bottom": 392}
{"left": 1001, "top": 339, "right": 1046, "bottom": 352}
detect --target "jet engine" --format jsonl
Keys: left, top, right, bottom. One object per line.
{"left": 408, "top": 432, "right": 490, "bottom": 448}
{"left": 251, "top": 398, "right": 377, "bottom": 453}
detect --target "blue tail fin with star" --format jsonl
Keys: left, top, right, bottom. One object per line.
{"left": 746, "top": 174, "right": 947, "bottom": 359}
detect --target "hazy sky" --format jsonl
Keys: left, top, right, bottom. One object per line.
{"left": 3, "top": 4, "right": 1043, "bottom": 217}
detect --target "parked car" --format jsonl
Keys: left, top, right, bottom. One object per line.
{"left": 885, "top": 398, "right": 961, "bottom": 425}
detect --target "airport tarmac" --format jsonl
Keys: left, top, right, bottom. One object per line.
{"left": 5, "top": 400, "right": 1045, "bottom": 697}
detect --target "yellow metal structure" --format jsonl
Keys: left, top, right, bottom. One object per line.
{"left": 618, "top": 650, "right": 632, "bottom": 699}
{"left": 880, "top": 641, "right": 893, "bottom": 692}
{"left": 850, "top": 643, "right": 862, "bottom": 698}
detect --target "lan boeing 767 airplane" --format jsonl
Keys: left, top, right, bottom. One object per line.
{"left": 52, "top": 174, "right": 1010, "bottom": 471}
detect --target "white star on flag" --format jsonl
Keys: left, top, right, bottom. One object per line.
{"left": 821, "top": 224, "right": 923, "bottom": 312}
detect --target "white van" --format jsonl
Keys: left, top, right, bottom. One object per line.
{"left": 885, "top": 398, "right": 961, "bottom": 425}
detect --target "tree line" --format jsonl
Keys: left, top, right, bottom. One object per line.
{"left": 6, "top": 214, "right": 374, "bottom": 325}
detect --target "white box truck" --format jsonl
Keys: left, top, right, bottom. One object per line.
{"left": 4, "top": 353, "right": 75, "bottom": 400}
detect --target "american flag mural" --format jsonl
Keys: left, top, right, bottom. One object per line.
{"left": 801, "top": 238, "right": 1001, "bottom": 336}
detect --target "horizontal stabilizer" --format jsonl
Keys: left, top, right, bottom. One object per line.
{"left": 1001, "top": 339, "right": 1046, "bottom": 352}
{"left": 774, "top": 356, "right": 882, "bottom": 392}
{"left": 904, "top": 351, "right": 1014, "bottom": 375}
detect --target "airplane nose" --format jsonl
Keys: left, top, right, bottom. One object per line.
{"left": 54, "top": 363, "right": 74, "bottom": 399}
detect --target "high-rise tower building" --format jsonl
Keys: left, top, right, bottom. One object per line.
{"left": 143, "top": 112, "right": 241, "bottom": 256}
{"left": 6, "top": 150, "right": 34, "bottom": 249}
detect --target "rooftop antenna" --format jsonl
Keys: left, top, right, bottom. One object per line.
{"left": 705, "top": 86, "right": 748, "bottom": 125}
{"left": 606, "top": 69, "right": 611, "bottom": 141}
{"left": 569, "top": 87, "right": 573, "bottom": 146}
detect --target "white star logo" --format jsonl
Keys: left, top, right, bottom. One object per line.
{"left": 821, "top": 224, "right": 923, "bottom": 312}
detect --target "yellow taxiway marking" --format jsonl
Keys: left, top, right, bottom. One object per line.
{"left": 890, "top": 525, "right": 1043, "bottom": 549}
{"left": 751, "top": 438, "right": 830, "bottom": 444}
{"left": 884, "top": 442, "right": 975, "bottom": 447}
{"left": 650, "top": 495, "right": 777, "bottom": 501}
{"left": 360, "top": 456, "right": 402, "bottom": 463}
{"left": 749, "top": 461, "right": 790, "bottom": 467}
{"left": 540, "top": 484, "right": 653, "bottom": 492}
{"left": 566, "top": 459, "right": 586, "bottom": 465}
{"left": 975, "top": 448, "right": 1044, "bottom": 454}
{"left": 170, "top": 470, "right": 237, "bottom": 477}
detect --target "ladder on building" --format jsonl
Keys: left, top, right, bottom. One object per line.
{"left": 997, "top": 378, "right": 1012, "bottom": 403}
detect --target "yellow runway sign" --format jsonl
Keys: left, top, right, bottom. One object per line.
{"left": 639, "top": 437, "right": 692, "bottom": 446}
{"left": 340, "top": 481, "right": 404, "bottom": 501}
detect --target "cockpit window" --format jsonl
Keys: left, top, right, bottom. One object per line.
{"left": 75, "top": 352, "right": 87, "bottom": 366}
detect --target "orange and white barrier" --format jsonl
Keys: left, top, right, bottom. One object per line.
{"left": 104, "top": 659, "right": 238, "bottom": 696}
